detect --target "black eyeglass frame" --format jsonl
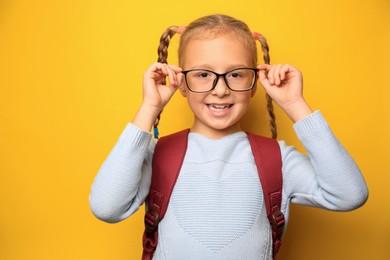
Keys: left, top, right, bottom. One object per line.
{"left": 182, "top": 67, "right": 259, "bottom": 93}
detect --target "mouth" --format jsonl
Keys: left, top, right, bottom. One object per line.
{"left": 206, "top": 103, "right": 233, "bottom": 112}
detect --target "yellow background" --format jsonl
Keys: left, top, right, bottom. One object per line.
{"left": 1, "top": 0, "right": 389, "bottom": 259}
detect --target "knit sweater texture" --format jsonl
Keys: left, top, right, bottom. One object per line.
{"left": 89, "top": 111, "right": 368, "bottom": 259}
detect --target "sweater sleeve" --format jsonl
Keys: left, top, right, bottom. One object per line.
{"left": 280, "top": 111, "right": 368, "bottom": 212}
{"left": 89, "top": 123, "right": 155, "bottom": 223}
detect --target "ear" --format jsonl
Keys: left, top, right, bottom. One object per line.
{"left": 179, "top": 83, "right": 187, "bottom": 97}
{"left": 251, "top": 81, "right": 258, "bottom": 97}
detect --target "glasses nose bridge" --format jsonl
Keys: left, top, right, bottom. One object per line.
{"left": 212, "top": 71, "right": 230, "bottom": 90}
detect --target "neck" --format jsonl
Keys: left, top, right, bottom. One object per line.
{"left": 190, "top": 122, "right": 242, "bottom": 139}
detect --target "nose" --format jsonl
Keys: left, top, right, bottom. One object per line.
{"left": 211, "top": 75, "right": 230, "bottom": 97}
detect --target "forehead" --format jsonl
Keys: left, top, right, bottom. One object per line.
{"left": 181, "top": 35, "right": 253, "bottom": 69}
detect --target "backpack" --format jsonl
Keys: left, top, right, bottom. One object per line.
{"left": 142, "top": 129, "right": 285, "bottom": 260}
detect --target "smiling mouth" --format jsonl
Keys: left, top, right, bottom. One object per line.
{"left": 207, "top": 104, "right": 233, "bottom": 111}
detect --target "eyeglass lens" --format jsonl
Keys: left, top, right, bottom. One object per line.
{"left": 185, "top": 68, "right": 256, "bottom": 92}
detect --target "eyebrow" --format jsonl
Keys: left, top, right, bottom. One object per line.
{"left": 189, "top": 64, "right": 252, "bottom": 71}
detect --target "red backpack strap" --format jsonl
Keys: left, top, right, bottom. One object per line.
{"left": 142, "top": 129, "right": 190, "bottom": 260}
{"left": 247, "top": 133, "right": 285, "bottom": 258}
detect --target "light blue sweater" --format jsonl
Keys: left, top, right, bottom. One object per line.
{"left": 89, "top": 111, "right": 368, "bottom": 259}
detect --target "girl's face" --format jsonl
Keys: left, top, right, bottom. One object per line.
{"left": 180, "top": 34, "right": 256, "bottom": 139}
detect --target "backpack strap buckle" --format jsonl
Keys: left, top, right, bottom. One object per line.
{"left": 144, "top": 209, "right": 160, "bottom": 234}
{"left": 271, "top": 209, "right": 285, "bottom": 237}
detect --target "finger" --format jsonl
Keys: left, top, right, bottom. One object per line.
{"left": 168, "top": 65, "right": 184, "bottom": 87}
{"left": 144, "top": 64, "right": 159, "bottom": 83}
{"left": 267, "top": 65, "right": 277, "bottom": 85}
{"left": 257, "top": 64, "right": 270, "bottom": 71}
{"left": 168, "top": 64, "right": 183, "bottom": 73}
{"left": 159, "top": 63, "right": 170, "bottom": 78}
{"left": 176, "top": 72, "right": 184, "bottom": 88}
{"left": 257, "top": 64, "right": 272, "bottom": 87}
{"left": 258, "top": 69, "right": 271, "bottom": 89}
{"left": 149, "top": 62, "right": 168, "bottom": 81}
{"left": 165, "top": 64, "right": 178, "bottom": 87}
{"left": 272, "top": 64, "right": 283, "bottom": 86}
{"left": 280, "top": 64, "right": 290, "bottom": 81}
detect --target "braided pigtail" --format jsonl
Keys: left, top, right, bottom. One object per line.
{"left": 254, "top": 32, "right": 278, "bottom": 139}
{"left": 153, "top": 26, "right": 183, "bottom": 138}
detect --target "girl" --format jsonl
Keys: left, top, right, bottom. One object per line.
{"left": 89, "top": 14, "right": 368, "bottom": 259}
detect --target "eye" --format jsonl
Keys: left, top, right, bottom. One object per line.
{"left": 227, "top": 71, "right": 243, "bottom": 78}
{"left": 194, "top": 71, "right": 212, "bottom": 78}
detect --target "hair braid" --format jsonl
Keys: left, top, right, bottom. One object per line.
{"left": 157, "top": 26, "right": 178, "bottom": 64}
{"left": 153, "top": 26, "right": 180, "bottom": 138}
{"left": 257, "top": 35, "right": 278, "bottom": 139}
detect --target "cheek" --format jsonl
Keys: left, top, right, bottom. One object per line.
{"left": 235, "top": 93, "right": 253, "bottom": 115}
{"left": 238, "top": 92, "right": 253, "bottom": 105}
{"left": 186, "top": 93, "right": 206, "bottom": 110}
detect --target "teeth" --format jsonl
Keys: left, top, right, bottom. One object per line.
{"left": 208, "top": 104, "right": 230, "bottom": 111}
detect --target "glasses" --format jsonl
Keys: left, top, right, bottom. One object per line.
{"left": 182, "top": 68, "right": 258, "bottom": 93}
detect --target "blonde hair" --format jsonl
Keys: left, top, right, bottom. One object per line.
{"left": 155, "top": 14, "right": 277, "bottom": 139}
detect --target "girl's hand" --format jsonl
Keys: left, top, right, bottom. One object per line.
{"left": 258, "top": 64, "right": 313, "bottom": 122}
{"left": 142, "top": 62, "right": 183, "bottom": 111}
{"left": 133, "top": 62, "right": 183, "bottom": 132}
